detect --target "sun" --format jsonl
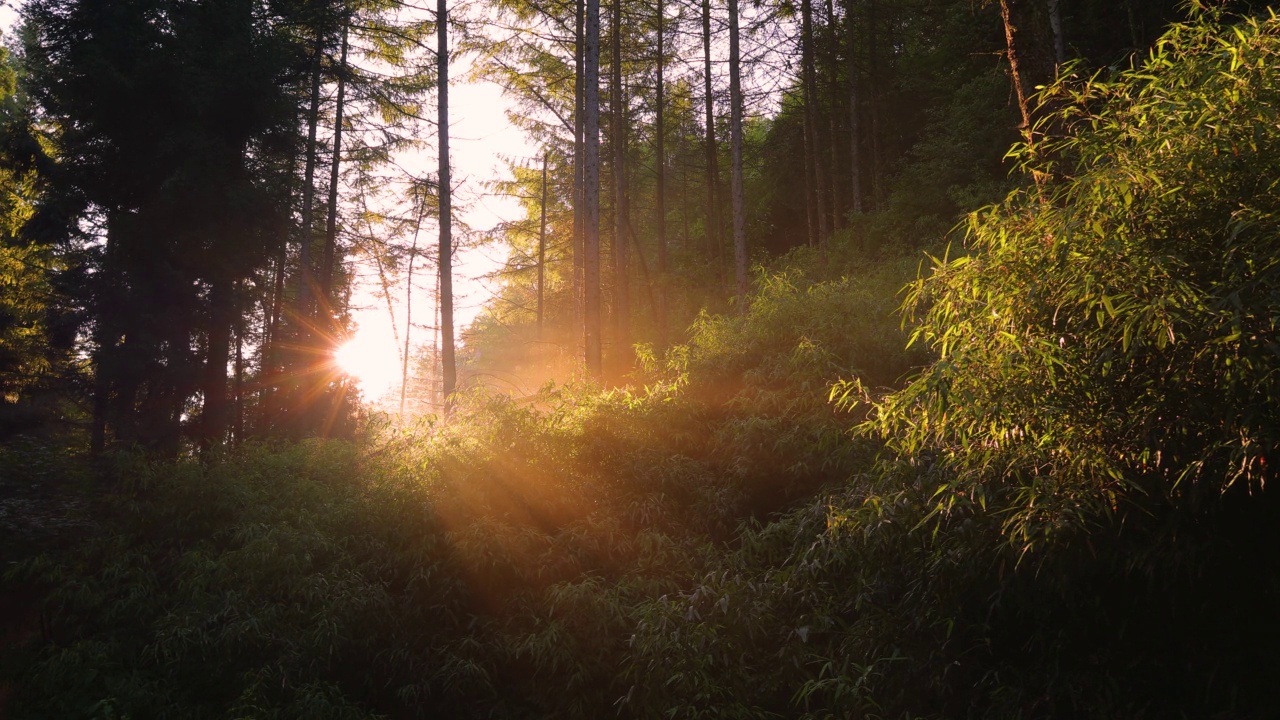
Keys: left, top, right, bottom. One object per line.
{"left": 334, "top": 331, "right": 402, "bottom": 400}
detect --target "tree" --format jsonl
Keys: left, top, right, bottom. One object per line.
{"left": 537, "top": 151, "right": 549, "bottom": 338}
{"left": 584, "top": 0, "right": 603, "bottom": 377}
{"left": 654, "top": 0, "right": 668, "bottom": 348}
{"left": 438, "top": 0, "right": 457, "bottom": 404}
{"left": 846, "top": 0, "right": 862, "bottom": 215}
{"left": 800, "top": 0, "right": 828, "bottom": 245}
{"left": 319, "top": 20, "right": 351, "bottom": 319}
{"left": 23, "top": 0, "right": 310, "bottom": 451}
{"left": 0, "top": 41, "right": 66, "bottom": 434}
{"left": 701, "top": 0, "right": 720, "bottom": 269}
{"left": 609, "top": 0, "right": 630, "bottom": 373}
{"left": 728, "top": 0, "right": 746, "bottom": 306}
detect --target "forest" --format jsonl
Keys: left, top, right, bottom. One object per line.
{"left": 2, "top": 0, "right": 1279, "bottom": 717}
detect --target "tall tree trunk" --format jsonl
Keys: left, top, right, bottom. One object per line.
{"left": 801, "top": 94, "right": 818, "bottom": 247}
{"left": 801, "top": 0, "right": 827, "bottom": 245}
{"left": 320, "top": 21, "right": 349, "bottom": 321}
{"left": 260, "top": 252, "right": 283, "bottom": 430}
{"left": 729, "top": 0, "right": 747, "bottom": 308}
{"left": 847, "top": 0, "right": 863, "bottom": 215}
{"left": 537, "top": 152, "right": 548, "bottom": 339}
{"left": 867, "top": 0, "right": 882, "bottom": 209}
{"left": 573, "top": 0, "right": 585, "bottom": 335}
{"left": 701, "top": 0, "right": 720, "bottom": 269}
{"left": 655, "top": 0, "right": 667, "bottom": 350}
{"left": 611, "top": 0, "right": 630, "bottom": 372}
{"left": 824, "top": 2, "right": 843, "bottom": 229}
{"left": 299, "top": 33, "right": 324, "bottom": 317}
{"left": 584, "top": 0, "right": 603, "bottom": 378}
{"left": 437, "top": 0, "right": 457, "bottom": 404}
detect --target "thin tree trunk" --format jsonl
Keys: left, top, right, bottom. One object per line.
{"left": 320, "top": 21, "right": 350, "bottom": 319}
{"left": 400, "top": 192, "right": 425, "bottom": 418}
{"left": 1000, "top": 0, "right": 1033, "bottom": 137}
{"left": 827, "top": 107, "right": 842, "bottom": 231}
{"left": 299, "top": 33, "right": 324, "bottom": 317}
{"left": 867, "top": 0, "right": 882, "bottom": 209}
{"left": 802, "top": 0, "right": 829, "bottom": 244}
{"left": 848, "top": 0, "right": 862, "bottom": 215}
{"left": 537, "top": 152, "right": 548, "bottom": 339}
{"left": 361, "top": 200, "right": 402, "bottom": 360}
{"left": 584, "top": 0, "right": 603, "bottom": 378}
{"left": 574, "top": 0, "right": 585, "bottom": 334}
{"left": 801, "top": 95, "right": 818, "bottom": 247}
{"left": 825, "top": 3, "right": 843, "bottom": 229}
{"left": 438, "top": 0, "right": 457, "bottom": 404}
{"left": 267, "top": 238, "right": 285, "bottom": 363}
{"left": 1000, "top": 0, "right": 1047, "bottom": 194}
{"left": 729, "top": 0, "right": 747, "bottom": 308}
{"left": 655, "top": 0, "right": 667, "bottom": 350}
{"left": 701, "top": 0, "right": 720, "bottom": 268}
{"left": 259, "top": 260, "right": 280, "bottom": 430}
{"left": 611, "top": 0, "right": 630, "bottom": 372}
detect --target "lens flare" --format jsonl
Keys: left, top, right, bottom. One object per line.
{"left": 334, "top": 332, "right": 401, "bottom": 400}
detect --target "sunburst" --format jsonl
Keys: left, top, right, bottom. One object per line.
{"left": 334, "top": 328, "right": 402, "bottom": 400}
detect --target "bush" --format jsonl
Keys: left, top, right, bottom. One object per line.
{"left": 873, "top": 10, "right": 1280, "bottom": 555}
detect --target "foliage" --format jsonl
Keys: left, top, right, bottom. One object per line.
{"left": 873, "top": 10, "right": 1280, "bottom": 555}
{"left": 6, "top": 9, "right": 1280, "bottom": 720}
{"left": 0, "top": 37, "right": 77, "bottom": 435}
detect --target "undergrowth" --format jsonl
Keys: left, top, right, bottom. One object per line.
{"left": 1, "top": 243, "right": 908, "bottom": 719}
